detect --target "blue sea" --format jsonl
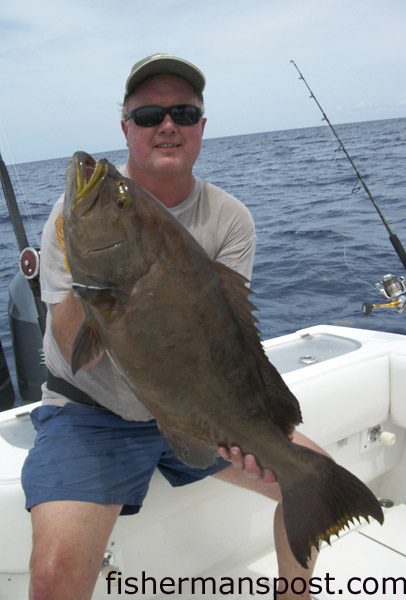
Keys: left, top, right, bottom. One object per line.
{"left": 1, "top": 117, "right": 406, "bottom": 400}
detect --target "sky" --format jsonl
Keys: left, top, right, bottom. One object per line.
{"left": 0, "top": 0, "right": 405, "bottom": 164}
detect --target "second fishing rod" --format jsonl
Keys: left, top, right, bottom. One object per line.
{"left": 290, "top": 59, "right": 406, "bottom": 272}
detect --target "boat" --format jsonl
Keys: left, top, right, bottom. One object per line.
{"left": 1, "top": 65, "right": 405, "bottom": 597}
{"left": 0, "top": 318, "right": 405, "bottom": 599}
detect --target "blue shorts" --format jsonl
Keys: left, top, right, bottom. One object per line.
{"left": 21, "top": 403, "right": 230, "bottom": 515}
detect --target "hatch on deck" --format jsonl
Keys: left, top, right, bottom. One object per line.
{"left": 264, "top": 332, "right": 361, "bottom": 373}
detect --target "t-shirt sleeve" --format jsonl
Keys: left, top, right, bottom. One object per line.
{"left": 213, "top": 192, "right": 256, "bottom": 282}
{"left": 40, "top": 194, "right": 72, "bottom": 305}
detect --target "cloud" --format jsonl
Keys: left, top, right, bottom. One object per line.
{"left": 1, "top": 0, "right": 405, "bottom": 163}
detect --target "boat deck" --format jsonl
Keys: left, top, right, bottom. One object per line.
{"left": 91, "top": 504, "right": 406, "bottom": 600}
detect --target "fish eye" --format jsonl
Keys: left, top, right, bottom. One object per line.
{"left": 116, "top": 181, "right": 130, "bottom": 209}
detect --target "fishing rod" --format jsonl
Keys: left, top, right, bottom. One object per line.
{"left": 0, "top": 151, "right": 46, "bottom": 335}
{"left": 290, "top": 60, "right": 406, "bottom": 270}
{"left": 291, "top": 60, "right": 406, "bottom": 314}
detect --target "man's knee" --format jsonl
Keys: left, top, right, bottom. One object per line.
{"left": 28, "top": 501, "right": 121, "bottom": 600}
{"left": 30, "top": 549, "right": 72, "bottom": 598}
{"left": 30, "top": 547, "right": 98, "bottom": 600}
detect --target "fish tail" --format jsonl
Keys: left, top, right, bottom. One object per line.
{"left": 279, "top": 445, "right": 384, "bottom": 568}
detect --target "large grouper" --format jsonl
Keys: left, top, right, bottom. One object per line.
{"left": 61, "top": 151, "right": 383, "bottom": 568}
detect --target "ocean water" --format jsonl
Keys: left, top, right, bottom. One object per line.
{"left": 1, "top": 117, "right": 406, "bottom": 399}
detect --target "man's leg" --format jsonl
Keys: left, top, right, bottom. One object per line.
{"left": 29, "top": 500, "right": 122, "bottom": 600}
{"left": 215, "top": 431, "right": 327, "bottom": 600}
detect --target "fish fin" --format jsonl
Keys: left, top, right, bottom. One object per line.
{"left": 213, "top": 261, "right": 302, "bottom": 433}
{"left": 279, "top": 445, "right": 384, "bottom": 568}
{"left": 71, "top": 320, "right": 105, "bottom": 374}
{"left": 159, "top": 424, "right": 219, "bottom": 468}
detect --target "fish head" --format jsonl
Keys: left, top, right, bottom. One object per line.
{"left": 63, "top": 151, "right": 159, "bottom": 291}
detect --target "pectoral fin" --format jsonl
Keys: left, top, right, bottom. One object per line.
{"left": 71, "top": 320, "right": 105, "bottom": 374}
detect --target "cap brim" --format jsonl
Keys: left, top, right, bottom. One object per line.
{"left": 125, "top": 55, "right": 205, "bottom": 99}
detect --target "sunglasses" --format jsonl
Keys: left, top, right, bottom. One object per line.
{"left": 124, "top": 104, "right": 203, "bottom": 127}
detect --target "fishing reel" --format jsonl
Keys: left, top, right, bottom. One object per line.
{"left": 19, "top": 247, "right": 41, "bottom": 279}
{"left": 363, "top": 274, "right": 406, "bottom": 315}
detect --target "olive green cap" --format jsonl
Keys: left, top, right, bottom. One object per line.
{"left": 124, "top": 53, "right": 206, "bottom": 100}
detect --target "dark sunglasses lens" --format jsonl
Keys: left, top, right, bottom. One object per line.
{"left": 133, "top": 106, "right": 165, "bottom": 127}
{"left": 171, "top": 105, "right": 201, "bottom": 125}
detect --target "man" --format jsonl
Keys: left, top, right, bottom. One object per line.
{"left": 22, "top": 54, "right": 323, "bottom": 600}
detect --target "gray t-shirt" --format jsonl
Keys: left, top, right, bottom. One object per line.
{"left": 41, "top": 170, "right": 256, "bottom": 421}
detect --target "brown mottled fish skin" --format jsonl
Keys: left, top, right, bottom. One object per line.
{"left": 63, "top": 151, "right": 383, "bottom": 568}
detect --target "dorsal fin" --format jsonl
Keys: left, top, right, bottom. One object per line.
{"left": 213, "top": 261, "right": 302, "bottom": 434}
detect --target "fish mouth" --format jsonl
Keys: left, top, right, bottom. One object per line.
{"left": 65, "top": 151, "right": 126, "bottom": 259}
{"left": 66, "top": 151, "right": 108, "bottom": 217}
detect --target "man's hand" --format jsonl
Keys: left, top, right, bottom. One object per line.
{"left": 217, "top": 445, "right": 277, "bottom": 485}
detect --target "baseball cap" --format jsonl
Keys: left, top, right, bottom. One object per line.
{"left": 124, "top": 53, "right": 206, "bottom": 100}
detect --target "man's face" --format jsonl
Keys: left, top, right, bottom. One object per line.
{"left": 122, "top": 75, "right": 206, "bottom": 181}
